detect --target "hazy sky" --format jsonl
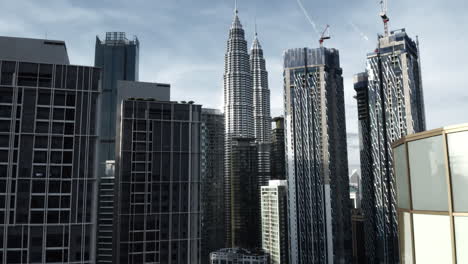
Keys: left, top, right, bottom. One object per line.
{"left": 2, "top": 0, "right": 467, "bottom": 172}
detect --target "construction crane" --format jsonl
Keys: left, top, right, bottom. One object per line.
{"left": 319, "top": 25, "right": 330, "bottom": 47}
{"left": 380, "top": 0, "right": 390, "bottom": 36}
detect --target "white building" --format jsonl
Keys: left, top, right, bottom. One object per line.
{"left": 261, "top": 180, "right": 288, "bottom": 264}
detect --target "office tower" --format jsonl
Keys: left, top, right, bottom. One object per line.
{"left": 223, "top": 7, "right": 254, "bottom": 246}
{"left": 0, "top": 36, "right": 100, "bottom": 263}
{"left": 200, "top": 108, "right": 225, "bottom": 263}
{"left": 250, "top": 32, "right": 271, "bottom": 188}
{"left": 270, "top": 117, "right": 285, "bottom": 180}
{"left": 96, "top": 80, "right": 169, "bottom": 262}
{"left": 210, "top": 248, "right": 269, "bottom": 264}
{"left": 261, "top": 180, "right": 288, "bottom": 264}
{"left": 113, "top": 98, "right": 201, "bottom": 264}
{"left": 356, "top": 29, "right": 426, "bottom": 263}
{"left": 284, "top": 47, "right": 352, "bottom": 263}
{"left": 393, "top": 124, "right": 468, "bottom": 264}
{"left": 94, "top": 32, "right": 139, "bottom": 264}
{"left": 230, "top": 137, "right": 260, "bottom": 249}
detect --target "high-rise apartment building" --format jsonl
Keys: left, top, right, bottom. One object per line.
{"left": 223, "top": 7, "right": 254, "bottom": 246}
{"left": 261, "top": 180, "right": 288, "bottom": 264}
{"left": 251, "top": 32, "right": 271, "bottom": 189}
{"left": 113, "top": 98, "right": 201, "bottom": 264}
{"left": 270, "top": 117, "right": 285, "bottom": 180}
{"left": 94, "top": 32, "right": 139, "bottom": 264}
{"left": 230, "top": 137, "right": 260, "bottom": 249}
{"left": 284, "top": 47, "right": 352, "bottom": 263}
{"left": 200, "top": 108, "right": 225, "bottom": 263}
{"left": 0, "top": 36, "right": 100, "bottom": 263}
{"left": 356, "top": 29, "right": 426, "bottom": 263}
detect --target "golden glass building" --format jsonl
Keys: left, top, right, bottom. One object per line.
{"left": 393, "top": 123, "right": 468, "bottom": 264}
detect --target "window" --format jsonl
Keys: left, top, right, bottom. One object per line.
{"left": 37, "top": 90, "right": 51, "bottom": 105}
{"left": 18, "top": 62, "right": 38, "bottom": 86}
{"left": 1, "top": 62, "right": 15, "bottom": 86}
{"left": 413, "top": 214, "right": 452, "bottom": 263}
{"left": 66, "top": 66, "right": 77, "bottom": 90}
{"left": 0, "top": 105, "right": 11, "bottom": 118}
{"left": 394, "top": 144, "right": 410, "bottom": 209}
{"left": 448, "top": 131, "right": 468, "bottom": 212}
{"left": 54, "top": 91, "right": 66, "bottom": 106}
{"left": 0, "top": 120, "right": 11, "bottom": 133}
{"left": 38, "top": 64, "right": 53, "bottom": 88}
{"left": 36, "top": 107, "right": 50, "bottom": 120}
{"left": 33, "top": 151, "right": 47, "bottom": 163}
{"left": 408, "top": 136, "right": 448, "bottom": 211}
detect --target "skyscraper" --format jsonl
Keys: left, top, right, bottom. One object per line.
{"left": 113, "top": 99, "right": 201, "bottom": 264}
{"left": 230, "top": 137, "right": 260, "bottom": 249}
{"left": 223, "top": 7, "right": 254, "bottom": 246}
{"left": 250, "top": 32, "right": 271, "bottom": 188}
{"left": 201, "top": 108, "right": 225, "bottom": 263}
{"left": 0, "top": 36, "right": 100, "bottom": 263}
{"left": 270, "top": 117, "right": 285, "bottom": 180}
{"left": 284, "top": 47, "right": 352, "bottom": 263}
{"left": 356, "top": 29, "right": 426, "bottom": 263}
{"left": 261, "top": 180, "right": 288, "bottom": 264}
{"left": 94, "top": 32, "right": 139, "bottom": 264}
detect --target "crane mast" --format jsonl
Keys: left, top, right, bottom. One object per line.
{"left": 380, "top": 0, "right": 390, "bottom": 36}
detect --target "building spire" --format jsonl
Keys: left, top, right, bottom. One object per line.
{"left": 234, "top": 0, "right": 238, "bottom": 14}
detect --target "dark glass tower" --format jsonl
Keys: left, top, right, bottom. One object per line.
{"left": 284, "top": 47, "right": 352, "bottom": 263}
{"left": 357, "top": 29, "right": 426, "bottom": 263}
{"left": 113, "top": 99, "right": 201, "bottom": 264}
{"left": 200, "top": 108, "right": 225, "bottom": 263}
{"left": 0, "top": 36, "right": 100, "bottom": 263}
{"left": 94, "top": 32, "right": 139, "bottom": 263}
{"left": 230, "top": 137, "right": 259, "bottom": 249}
{"left": 270, "top": 117, "right": 285, "bottom": 180}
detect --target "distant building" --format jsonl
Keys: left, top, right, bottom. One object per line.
{"left": 393, "top": 124, "right": 468, "bottom": 264}
{"left": 201, "top": 108, "right": 225, "bottom": 263}
{"left": 356, "top": 28, "right": 426, "bottom": 263}
{"left": 261, "top": 180, "right": 288, "bottom": 264}
{"left": 94, "top": 32, "right": 140, "bottom": 263}
{"left": 223, "top": 7, "right": 254, "bottom": 246}
{"left": 284, "top": 47, "right": 352, "bottom": 263}
{"left": 210, "top": 248, "right": 269, "bottom": 264}
{"left": 270, "top": 117, "right": 285, "bottom": 180}
{"left": 113, "top": 99, "right": 201, "bottom": 264}
{"left": 251, "top": 31, "right": 272, "bottom": 191}
{"left": 0, "top": 36, "right": 100, "bottom": 263}
{"left": 230, "top": 137, "right": 260, "bottom": 249}
{"left": 349, "top": 170, "right": 361, "bottom": 209}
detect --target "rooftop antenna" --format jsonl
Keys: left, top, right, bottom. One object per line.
{"left": 380, "top": 0, "right": 390, "bottom": 36}
{"left": 319, "top": 25, "right": 331, "bottom": 47}
{"left": 234, "top": 0, "right": 238, "bottom": 14}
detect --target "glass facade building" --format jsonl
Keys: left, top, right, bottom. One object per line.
{"left": 270, "top": 117, "right": 285, "bottom": 180}
{"left": 94, "top": 32, "right": 139, "bottom": 263}
{"left": 393, "top": 124, "right": 468, "bottom": 264}
{"left": 113, "top": 99, "right": 201, "bottom": 264}
{"left": 230, "top": 137, "right": 260, "bottom": 249}
{"left": 356, "top": 29, "right": 426, "bottom": 263}
{"left": 0, "top": 56, "right": 100, "bottom": 263}
{"left": 284, "top": 47, "right": 352, "bottom": 263}
{"left": 200, "top": 108, "right": 225, "bottom": 263}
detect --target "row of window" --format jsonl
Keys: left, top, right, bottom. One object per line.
{"left": 0, "top": 61, "right": 99, "bottom": 91}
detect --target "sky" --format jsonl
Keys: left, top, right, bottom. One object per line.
{"left": 1, "top": 0, "right": 467, "bottom": 173}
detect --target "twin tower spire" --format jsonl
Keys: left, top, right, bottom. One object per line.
{"left": 223, "top": 4, "right": 271, "bottom": 248}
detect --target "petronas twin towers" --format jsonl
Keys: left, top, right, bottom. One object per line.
{"left": 223, "top": 7, "right": 271, "bottom": 248}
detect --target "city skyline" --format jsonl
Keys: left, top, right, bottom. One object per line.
{"left": 1, "top": 0, "right": 466, "bottom": 172}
